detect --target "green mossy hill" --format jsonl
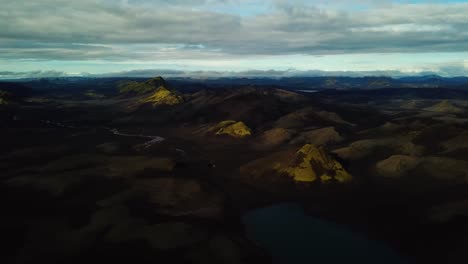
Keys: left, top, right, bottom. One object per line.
{"left": 241, "top": 144, "right": 352, "bottom": 183}
{"left": 211, "top": 120, "right": 252, "bottom": 138}
{"left": 140, "top": 86, "right": 184, "bottom": 106}
{"left": 145, "top": 76, "right": 166, "bottom": 87}
{"left": 278, "top": 144, "right": 352, "bottom": 183}
{"left": 0, "top": 90, "right": 10, "bottom": 105}
{"left": 118, "top": 76, "right": 184, "bottom": 106}
{"left": 118, "top": 76, "right": 167, "bottom": 95}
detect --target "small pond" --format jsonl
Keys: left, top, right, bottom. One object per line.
{"left": 243, "top": 203, "right": 408, "bottom": 264}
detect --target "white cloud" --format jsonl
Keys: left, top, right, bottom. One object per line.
{"left": 352, "top": 24, "right": 452, "bottom": 33}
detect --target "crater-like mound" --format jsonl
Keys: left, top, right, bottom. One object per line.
{"left": 274, "top": 108, "right": 354, "bottom": 129}
{"left": 419, "top": 157, "right": 468, "bottom": 182}
{"left": 424, "top": 100, "right": 463, "bottom": 113}
{"left": 256, "top": 128, "right": 295, "bottom": 147}
{"left": 441, "top": 132, "right": 468, "bottom": 153}
{"left": 274, "top": 108, "right": 316, "bottom": 129}
{"left": 210, "top": 120, "right": 252, "bottom": 138}
{"left": 374, "top": 155, "right": 468, "bottom": 182}
{"left": 375, "top": 155, "right": 420, "bottom": 178}
{"left": 291, "top": 126, "right": 343, "bottom": 146}
{"left": 333, "top": 137, "right": 424, "bottom": 161}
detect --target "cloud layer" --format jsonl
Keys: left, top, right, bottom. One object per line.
{"left": 2, "top": 66, "right": 467, "bottom": 79}
{"left": 0, "top": 0, "right": 467, "bottom": 75}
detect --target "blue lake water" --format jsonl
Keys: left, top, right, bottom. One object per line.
{"left": 242, "top": 203, "right": 408, "bottom": 264}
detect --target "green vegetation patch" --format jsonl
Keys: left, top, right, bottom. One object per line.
{"left": 140, "top": 86, "right": 184, "bottom": 106}
{"left": 118, "top": 76, "right": 168, "bottom": 95}
{"left": 0, "top": 90, "right": 11, "bottom": 105}
{"left": 281, "top": 144, "right": 352, "bottom": 183}
{"left": 118, "top": 81, "right": 156, "bottom": 95}
{"left": 212, "top": 120, "right": 252, "bottom": 138}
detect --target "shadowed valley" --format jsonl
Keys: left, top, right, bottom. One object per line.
{"left": 1, "top": 76, "right": 468, "bottom": 263}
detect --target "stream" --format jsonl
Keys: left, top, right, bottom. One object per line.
{"left": 41, "top": 119, "right": 167, "bottom": 149}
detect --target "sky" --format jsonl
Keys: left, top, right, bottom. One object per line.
{"left": 1, "top": 0, "right": 468, "bottom": 78}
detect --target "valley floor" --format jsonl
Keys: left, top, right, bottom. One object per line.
{"left": 1, "top": 83, "right": 468, "bottom": 263}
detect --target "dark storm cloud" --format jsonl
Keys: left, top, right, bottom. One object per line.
{"left": 0, "top": 0, "right": 468, "bottom": 61}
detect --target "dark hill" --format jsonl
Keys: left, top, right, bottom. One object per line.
{"left": 118, "top": 76, "right": 168, "bottom": 96}
{"left": 0, "top": 82, "right": 34, "bottom": 97}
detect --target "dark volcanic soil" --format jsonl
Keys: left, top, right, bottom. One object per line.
{"left": 1, "top": 81, "right": 468, "bottom": 264}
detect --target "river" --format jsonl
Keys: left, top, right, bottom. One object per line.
{"left": 41, "top": 119, "right": 166, "bottom": 149}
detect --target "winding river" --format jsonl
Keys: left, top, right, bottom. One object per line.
{"left": 105, "top": 127, "right": 165, "bottom": 148}
{"left": 41, "top": 120, "right": 166, "bottom": 149}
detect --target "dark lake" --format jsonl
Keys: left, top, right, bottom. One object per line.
{"left": 242, "top": 203, "right": 408, "bottom": 264}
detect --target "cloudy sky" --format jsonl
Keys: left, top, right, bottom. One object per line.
{"left": 1, "top": 0, "right": 468, "bottom": 78}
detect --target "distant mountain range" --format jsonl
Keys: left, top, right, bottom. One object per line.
{"left": 2, "top": 75, "right": 468, "bottom": 90}
{"left": 167, "top": 76, "right": 468, "bottom": 90}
